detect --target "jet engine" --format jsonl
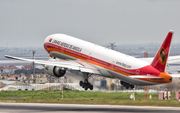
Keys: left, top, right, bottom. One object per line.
{"left": 44, "top": 65, "right": 66, "bottom": 78}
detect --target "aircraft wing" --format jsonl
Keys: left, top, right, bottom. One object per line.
{"left": 4, "top": 55, "right": 100, "bottom": 74}
{"left": 139, "top": 55, "right": 180, "bottom": 64}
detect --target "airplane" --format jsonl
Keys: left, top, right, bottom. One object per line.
{"left": 5, "top": 30, "right": 180, "bottom": 90}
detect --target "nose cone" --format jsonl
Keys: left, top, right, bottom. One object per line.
{"left": 44, "top": 35, "right": 54, "bottom": 53}
{"left": 159, "top": 72, "right": 172, "bottom": 83}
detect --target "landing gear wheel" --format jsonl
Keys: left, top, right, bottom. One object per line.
{"left": 79, "top": 81, "right": 83, "bottom": 86}
{"left": 130, "top": 84, "right": 134, "bottom": 89}
{"left": 84, "top": 85, "right": 88, "bottom": 90}
{"left": 82, "top": 83, "right": 85, "bottom": 88}
{"left": 125, "top": 85, "right": 129, "bottom": 89}
{"left": 124, "top": 83, "right": 129, "bottom": 89}
{"left": 120, "top": 81, "right": 124, "bottom": 86}
{"left": 89, "top": 85, "right": 93, "bottom": 90}
{"left": 79, "top": 73, "right": 94, "bottom": 91}
{"left": 120, "top": 81, "right": 134, "bottom": 89}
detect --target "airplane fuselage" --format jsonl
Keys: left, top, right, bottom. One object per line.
{"left": 43, "top": 34, "right": 172, "bottom": 86}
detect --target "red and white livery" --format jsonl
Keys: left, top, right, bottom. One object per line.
{"left": 5, "top": 30, "right": 180, "bottom": 90}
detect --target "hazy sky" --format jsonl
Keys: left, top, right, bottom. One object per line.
{"left": 0, "top": 0, "right": 180, "bottom": 48}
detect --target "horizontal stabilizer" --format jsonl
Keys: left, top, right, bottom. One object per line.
{"left": 129, "top": 75, "right": 163, "bottom": 79}
{"left": 170, "top": 74, "right": 180, "bottom": 78}
{"left": 139, "top": 55, "right": 180, "bottom": 64}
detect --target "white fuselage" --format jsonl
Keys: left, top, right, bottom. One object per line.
{"left": 44, "top": 34, "right": 164, "bottom": 86}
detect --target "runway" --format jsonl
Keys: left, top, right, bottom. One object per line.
{"left": 0, "top": 103, "right": 180, "bottom": 113}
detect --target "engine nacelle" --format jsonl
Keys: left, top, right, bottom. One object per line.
{"left": 44, "top": 65, "right": 66, "bottom": 78}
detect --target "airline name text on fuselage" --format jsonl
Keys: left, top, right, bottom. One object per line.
{"left": 51, "top": 39, "right": 82, "bottom": 52}
{"left": 116, "top": 61, "right": 131, "bottom": 69}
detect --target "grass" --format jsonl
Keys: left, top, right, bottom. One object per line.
{"left": 0, "top": 90, "right": 180, "bottom": 107}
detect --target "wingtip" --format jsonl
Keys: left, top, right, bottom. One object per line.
{"left": 4, "top": 55, "right": 9, "bottom": 58}
{"left": 4, "top": 55, "right": 13, "bottom": 59}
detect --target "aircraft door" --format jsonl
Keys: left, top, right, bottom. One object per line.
{"left": 136, "top": 70, "right": 140, "bottom": 75}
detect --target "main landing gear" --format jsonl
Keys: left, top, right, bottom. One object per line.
{"left": 79, "top": 73, "right": 93, "bottom": 90}
{"left": 120, "top": 81, "right": 134, "bottom": 89}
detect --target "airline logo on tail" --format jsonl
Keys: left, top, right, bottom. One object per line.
{"left": 159, "top": 48, "right": 166, "bottom": 64}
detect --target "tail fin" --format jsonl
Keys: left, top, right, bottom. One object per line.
{"left": 151, "top": 30, "right": 174, "bottom": 72}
